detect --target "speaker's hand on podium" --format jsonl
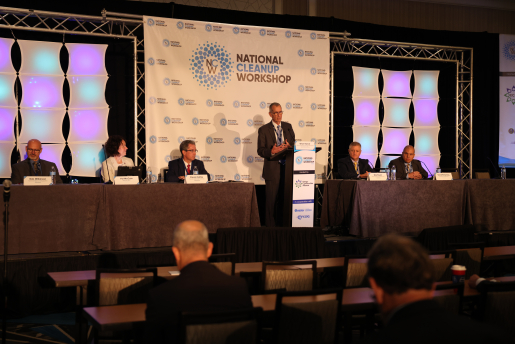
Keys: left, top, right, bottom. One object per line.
{"left": 271, "top": 143, "right": 287, "bottom": 155}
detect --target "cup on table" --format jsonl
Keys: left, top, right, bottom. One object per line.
{"left": 451, "top": 265, "right": 466, "bottom": 284}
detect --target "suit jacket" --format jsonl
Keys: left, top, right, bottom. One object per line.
{"left": 388, "top": 157, "right": 428, "bottom": 179}
{"left": 257, "top": 121, "right": 295, "bottom": 180}
{"left": 11, "top": 158, "right": 63, "bottom": 184}
{"left": 337, "top": 156, "right": 373, "bottom": 179}
{"left": 362, "top": 299, "right": 511, "bottom": 344}
{"left": 166, "top": 158, "right": 210, "bottom": 183}
{"left": 145, "top": 260, "right": 253, "bottom": 344}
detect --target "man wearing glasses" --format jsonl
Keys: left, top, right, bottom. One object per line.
{"left": 257, "top": 102, "right": 295, "bottom": 226}
{"left": 11, "top": 139, "right": 63, "bottom": 184}
{"left": 167, "top": 139, "right": 210, "bottom": 183}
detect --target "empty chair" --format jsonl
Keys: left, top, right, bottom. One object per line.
{"left": 477, "top": 281, "right": 515, "bottom": 337}
{"left": 428, "top": 250, "right": 455, "bottom": 282}
{"left": 434, "top": 282, "right": 464, "bottom": 315}
{"left": 179, "top": 307, "right": 262, "bottom": 344}
{"left": 262, "top": 261, "right": 317, "bottom": 292}
{"left": 209, "top": 253, "right": 236, "bottom": 276}
{"left": 474, "top": 169, "right": 491, "bottom": 179}
{"left": 273, "top": 289, "right": 343, "bottom": 344}
{"left": 441, "top": 168, "right": 460, "bottom": 179}
{"left": 343, "top": 256, "right": 368, "bottom": 288}
{"left": 94, "top": 268, "right": 158, "bottom": 306}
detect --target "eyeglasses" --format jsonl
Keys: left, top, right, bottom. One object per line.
{"left": 185, "top": 149, "right": 198, "bottom": 152}
{"left": 271, "top": 111, "right": 283, "bottom": 115}
{"left": 27, "top": 149, "right": 41, "bottom": 153}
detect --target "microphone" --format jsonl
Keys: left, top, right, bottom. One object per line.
{"left": 3, "top": 180, "right": 11, "bottom": 203}
{"left": 102, "top": 144, "right": 113, "bottom": 185}
{"left": 367, "top": 159, "right": 375, "bottom": 171}
{"left": 419, "top": 160, "right": 433, "bottom": 179}
{"left": 486, "top": 157, "right": 501, "bottom": 179}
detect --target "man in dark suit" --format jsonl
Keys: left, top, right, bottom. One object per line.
{"left": 363, "top": 234, "right": 511, "bottom": 344}
{"left": 337, "top": 142, "right": 373, "bottom": 179}
{"left": 145, "top": 220, "right": 252, "bottom": 344}
{"left": 11, "top": 139, "right": 63, "bottom": 184}
{"left": 388, "top": 145, "right": 428, "bottom": 179}
{"left": 257, "top": 102, "right": 295, "bottom": 227}
{"left": 167, "top": 140, "right": 210, "bottom": 183}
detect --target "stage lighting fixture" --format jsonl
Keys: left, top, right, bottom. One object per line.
{"left": 380, "top": 127, "right": 411, "bottom": 154}
{"left": 19, "top": 109, "right": 66, "bottom": 143}
{"left": 68, "top": 109, "right": 109, "bottom": 142}
{"left": 18, "top": 40, "right": 63, "bottom": 76}
{"left": 382, "top": 98, "right": 412, "bottom": 127}
{"left": 68, "top": 142, "right": 105, "bottom": 177}
{"left": 20, "top": 75, "right": 65, "bottom": 109}
{"left": 352, "top": 126, "right": 380, "bottom": 154}
{"left": 68, "top": 76, "right": 108, "bottom": 108}
{"left": 382, "top": 70, "right": 412, "bottom": 98}
{"left": 413, "top": 70, "right": 439, "bottom": 99}
{"left": 67, "top": 43, "right": 108, "bottom": 76}
{"left": 413, "top": 127, "right": 440, "bottom": 155}
{"left": 353, "top": 97, "right": 380, "bottom": 126}
{"left": 352, "top": 66, "right": 380, "bottom": 97}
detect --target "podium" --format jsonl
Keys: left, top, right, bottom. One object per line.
{"left": 270, "top": 146, "right": 321, "bottom": 227}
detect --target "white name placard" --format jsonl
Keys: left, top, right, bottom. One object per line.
{"left": 367, "top": 173, "right": 388, "bottom": 181}
{"left": 114, "top": 176, "right": 140, "bottom": 185}
{"left": 24, "top": 176, "right": 52, "bottom": 186}
{"left": 185, "top": 175, "right": 208, "bottom": 184}
{"left": 294, "top": 141, "right": 316, "bottom": 151}
{"left": 435, "top": 173, "right": 453, "bottom": 180}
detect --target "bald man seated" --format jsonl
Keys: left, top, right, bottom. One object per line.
{"left": 388, "top": 145, "right": 428, "bottom": 180}
{"left": 145, "top": 220, "right": 252, "bottom": 344}
{"left": 11, "top": 139, "right": 63, "bottom": 184}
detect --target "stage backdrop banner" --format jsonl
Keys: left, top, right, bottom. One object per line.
{"left": 144, "top": 17, "right": 329, "bottom": 184}
{"left": 499, "top": 34, "right": 515, "bottom": 167}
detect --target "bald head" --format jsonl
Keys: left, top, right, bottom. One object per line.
{"left": 172, "top": 220, "right": 212, "bottom": 270}
{"left": 402, "top": 145, "right": 415, "bottom": 164}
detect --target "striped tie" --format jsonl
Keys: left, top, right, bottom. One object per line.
{"left": 276, "top": 125, "right": 282, "bottom": 145}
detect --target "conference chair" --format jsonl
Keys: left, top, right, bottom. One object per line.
{"left": 272, "top": 289, "right": 343, "bottom": 344}
{"left": 179, "top": 307, "right": 262, "bottom": 344}
{"left": 448, "top": 242, "right": 485, "bottom": 278}
{"left": 262, "top": 260, "right": 317, "bottom": 292}
{"left": 434, "top": 282, "right": 464, "bottom": 315}
{"left": 209, "top": 253, "right": 236, "bottom": 276}
{"left": 474, "top": 169, "right": 491, "bottom": 179}
{"left": 428, "top": 250, "right": 456, "bottom": 282}
{"left": 342, "top": 256, "right": 368, "bottom": 288}
{"left": 477, "top": 280, "right": 515, "bottom": 337}
{"left": 441, "top": 168, "right": 460, "bottom": 180}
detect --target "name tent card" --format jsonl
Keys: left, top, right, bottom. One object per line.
{"left": 24, "top": 176, "right": 52, "bottom": 186}
{"left": 435, "top": 173, "right": 453, "bottom": 180}
{"left": 185, "top": 175, "right": 208, "bottom": 184}
{"left": 114, "top": 176, "right": 140, "bottom": 185}
{"left": 367, "top": 173, "right": 388, "bottom": 181}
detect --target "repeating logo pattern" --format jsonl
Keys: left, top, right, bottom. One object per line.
{"left": 247, "top": 119, "right": 254, "bottom": 127}
{"left": 505, "top": 85, "right": 515, "bottom": 105}
{"left": 234, "top": 174, "right": 241, "bottom": 181}
{"left": 311, "top": 103, "right": 317, "bottom": 110}
{"left": 164, "top": 117, "right": 171, "bottom": 124}
{"left": 163, "top": 78, "right": 171, "bottom": 85}
{"left": 259, "top": 29, "right": 266, "bottom": 36}
{"left": 298, "top": 49, "right": 304, "bottom": 57}
{"left": 310, "top": 68, "right": 317, "bottom": 75}
{"left": 247, "top": 156, "right": 254, "bottom": 163}
{"left": 147, "top": 58, "right": 155, "bottom": 66}
{"left": 220, "top": 118, "right": 227, "bottom": 126}
{"left": 205, "top": 24, "right": 212, "bottom": 32}
{"left": 285, "top": 30, "right": 292, "bottom": 38}
{"left": 234, "top": 137, "right": 241, "bottom": 145}
{"left": 233, "top": 27, "right": 240, "bottom": 34}
{"left": 260, "top": 101, "right": 267, "bottom": 109}
{"left": 150, "top": 135, "right": 157, "bottom": 144}
{"left": 206, "top": 99, "right": 213, "bottom": 107}
{"left": 190, "top": 42, "right": 233, "bottom": 90}
{"left": 220, "top": 155, "right": 227, "bottom": 163}
{"left": 177, "top": 21, "right": 184, "bottom": 29}
{"left": 163, "top": 39, "right": 170, "bottom": 47}
{"left": 192, "top": 117, "right": 199, "bottom": 125}
{"left": 298, "top": 120, "right": 305, "bottom": 128}
{"left": 178, "top": 136, "right": 185, "bottom": 143}
{"left": 178, "top": 98, "right": 185, "bottom": 106}
{"left": 147, "top": 18, "right": 155, "bottom": 26}
{"left": 298, "top": 85, "right": 304, "bottom": 92}
{"left": 206, "top": 137, "right": 213, "bottom": 145}
{"left": 310, "top": 32, "right": 316, "bottom": 40}
{"left": 233, "top": 100, "right": 240, "bottom": 108}
{"left": 285, "top": 102, "right": 292, "bottom": 110}
{"left": 502, "top": 41, "right": 515, "bottom": 61}
{"left": 149, "top": 97, "right": 157, "bottom": 104}
{"left": 165, "top": 155, "right": 172, "bottom": 162}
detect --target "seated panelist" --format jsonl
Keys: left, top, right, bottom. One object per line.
{"left": 167, "top": 140, "right": 210, "bottom": 183}
{"left": 388, "top": 145, "right": 428, "bottom": 180}
{"left": 11, "top": 139, "right": 63, "bottom": 184}
{"left": 101, "top": 135, "right": 134, "bottom": 183}
{"left": 337, "top": 142, "right": 373, "bottom": 179}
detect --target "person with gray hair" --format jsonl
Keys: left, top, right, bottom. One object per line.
{"left": 145, "top": 220, "right": 252, "bottom": 344}
{"left": 166, "top": 139, "right": 210, "bottom": 183}
{"left": 363, "top": 233, "right": 511, "bottom": 344}
{"left": 11, "top": 139, "right": 63, "bottom": 184}
{"left": 337, "top": 141, "right": 373, "bottom": 179}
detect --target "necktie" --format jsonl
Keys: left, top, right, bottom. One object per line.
{"left": 406, "top": 163, "right": 410, "bottom": 175}
{"left": 34, "top": 162, "right": 40, "bottom": 176}
{"left": 276, "top": 125, "right": 282, "bottom": 145}
{"left": 353, "top": 161, "right": 358, "bottom": 172}
{"left": 187, "top": 164, "right": 191, "bottom": 175}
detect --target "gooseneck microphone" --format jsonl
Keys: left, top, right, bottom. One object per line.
{"left": 486, "top": 157, "right": 500, "bottom": 179}
{"left": 419, "top": 160, "right": 433, "bottom": 179}
{"left": 3, "top": 179, "right": 11, "bottom": 203}
{"left": 102, "top": 144, "right": 113, "bottom": 185}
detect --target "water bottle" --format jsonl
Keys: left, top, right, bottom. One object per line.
{"left": 146, "top": 166, "right": 152, "bottom": 184}
{"left": 193, "top": 166, "right": 199, "bottom": 175}
{"left": 391, "top": 165, "right": 396, "bottom": 180}
{"left": 385, "top": 167, "right": 390, "bottom": 180}
{"left": 50, "top": 166, "right": 56, "bottom": 185}
{"left": 436, "top": 167, "right": 441, "bottom": 174}
{"left": 501, "top": 165, "right": 506, "bottom": 180}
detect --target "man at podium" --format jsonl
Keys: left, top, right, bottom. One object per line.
{"left": 257, "top": 102, "right": 295, "bottom": 227}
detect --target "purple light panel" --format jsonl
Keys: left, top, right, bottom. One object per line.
{"left": 413, "top": 127, "right": 440, "bottom": 155}
{"left": 379, "top": 155, "right": 400, "bottom": 169}
{"left": 413, "top": 99, "right": 439, "bottom": 127}
{"left": 0, "top": 74, "right": 17, "bottom": 107}
{"left": 0, "top": 107, "right": 16, "bottom": 142}
{"left": 18, "top": 40, "right": 63, "bottom": 76}
{"left": 0, "top": 142, "right": 14, "bottom": 178}
{"left": 68, "top": 76, "right": 108, "bottom": 108}
{"left": 68, "top": 109, "right": 109, "bottom": 142}
{"left": 353, "top": 98, "right": 380, "bottom": 126}
{"left": 20, "top": 143, "right": 65, "bottom": 175}
{"left": 416, "top": 155, "right": 441, "bottom": 176}
{"left": 360, "top": 153, "right": 378, "bottom": 168}
{"left": 352, "top": 67, "right": 380, "bottom": 97}
{"left": 382, "top": 98, "right": 412, "bottom": 127}
{"left": 0, "top": 38, "right": 14, "bottom": 74}
{"left": 19, "top": 109, "right": 66, "bottom": 143}
{"left": 382, "top": 70, "right": 412, "bottom": 98}
{"left": 413, "top": 70, "right": 439, "bottom": 99}
{"left": 381, "top": 128, "right": 411, "bottom": 154}
{"left": 20, "top": 75, "right": 65, "bottom": 109}
{"left": 352, "top": 126, "right": 380, "bottom": 154}
{"left": 67, "top": 43, "right": 107, "bottom": 76}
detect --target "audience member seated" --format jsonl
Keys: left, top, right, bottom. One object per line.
{"left": 145, "top": 220, "right": 252, "bottom": 344}
{"left": 11, "top": 139, "right": 63, "bottom": 184}
{"left": 363, "top": 234, "right": 511, "bottom": 344}
{"left": 337, "top": 141, "right": 373, "bottom": 179}
{"left": 468, "top": 274, "right": 500, "bottom": 293}
{"left": 101, "top": 135, "right": 134, "bottom": 183}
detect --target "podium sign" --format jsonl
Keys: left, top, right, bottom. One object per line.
{"left": 292, "top": 142, "right": 316, "bottom": 227}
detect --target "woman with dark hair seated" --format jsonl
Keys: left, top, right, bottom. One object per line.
{"left": 101, "top": 135, "right": 134, "bottom": 182}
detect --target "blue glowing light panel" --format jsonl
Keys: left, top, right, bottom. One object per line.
{"left": 0, "top": 142, "right": 13, "bottom": 177}
{"left": 68, "top": 76, "right": 108, "bottom": 109}
{"left": 0, "top": 38, "right": 14, "bottom": 74}
{"left": 382, "top": 98, "right": 412, "bottom": 127}
{"left": 68, "top": 143, "right": 105, "bottom": 177}
{"left": 19, "top": 109, "right": 66, "bottom": 144}
{"left": 0, "top": 107, "right": 16, "bottom": 142}
{"left": 67, "top": 43, "right": 107, "bottom": 76}
{"left": 353, "top": 98, "right": 380, "bottom": 126}
{"left": 379, "top": 155, "right": 400, "bottom": 169}
{"left": 413, "top": 99, "right": 439, "bottom": 127}
{"left": 18, "top": 40, "right": 63, "bottom": 76}
{"left": 417, "top": 155, "right": 441, "bottom": 176}
{"left": 0, "top": 74, "right": 17, "bottom": 108}
{"left": 382, "top": 70, "right": 412, "bottom": 98}
{"left": 19, "top": 75, "right": 65, "bottom": 109}
{"left": 413, "top": 127, "right": 440, "bottom": 155}
{"left": 67, "top": 109, "right": 109, "bottom": 142}
{"left": 352, "top": 67, "right": 380, "bottom": 97}
{"left": 352, "top": 126, "right": 380, "bottom": 155}
{"left": 413, "top": 70, "right": 439, "bottom": 99}
{"left": 381, "top": 128, "right": 412, "bottom": 155}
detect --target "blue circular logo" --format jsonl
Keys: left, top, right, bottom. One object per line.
{"left": 285, "top": 30, "right": 292, "bottom": 38}
{"left": 150, "top": 135, "right": 157, "bottom": 144}
{"left": 147, "top": 18, "right": 155, "bottom": 26}
{"left": 233, "top": 100, "right": 240, "bottom": 108}
{"left": 311, "top": 138, "right": 316, "bottom": 143}
{"left": 247, "top": 156, "right": 254, "bottom": 163}
{"left": 220, "top": 155, "right": 227, "bottom": 163}
{"left": 259, "top": 29, "right": 266, "bottom": 36}
{"left": 234, "top": 137, "right": 241, "bottom": 145}
{"left": 149, "top": 97, "right": 156, "bottom": 104}
{"left": 178, "top": 98, "right": 185, "bottom": 106}
{"left": 220, "top": 118, "right": 227, "bottom": 126}
{"left": 260, "top": 101, "right": 266, "bottom": 109}
{"left": 299, "top": 120, "right": 305, "bottom": 128}
{"left": 147, "top": 58, "right": 155, "bottom": 66}
{"left": 298, "top": 49, "right": 304, "bottom": 57}
{"left": 233, "top": 27, "right": 240, "bottom": 34}
{"left": 206, "top": 137, "right": 213, "bottom": 145}
{"left": 165, "top": 155, "right": 171, "bottom": 162}
{"left": 151, "top": 174, "right": 158, "bottom": 183}
{"left": 164, "top": 116, "right": 171, "bottom": 124}
{"left": 311, "top": 103, "right": 317, "bottom": 110}
{"left": 310, "top": 32, "right": 316, "bottom": 40}
{"left": 285, "top": 102, "right": 292, "bottom": 110}
{"left": 206, "top": 99, "right": 213, "bottom": 107}
{"left": 190, "top": 41, "right": 233, "bottom": 90}
{"left": 298, "top": 85, "right": 304, "bottom": 92}
{"left": 163, "top": 78, "right": 171, "bottom": 86}
{"left": 296, "top": 156, "right": 303, "bottom": 164}
{"left": 163, "top": 39, "right": 170, "bottom": 47}
{"left": 210, "top": 174, "right": 214, "bottom": 180}
{"left": 178, "top": 136, "right": 185, "bottom": 143}
{"left": 205, "top": 24, "right": 212, "bottom": 32}
{"left": 310, "top": 68, "right": 317, "bottom": 75}
{"left": 502, "top": 41, "right": 515, "bottom": 61}
{"left": 192, "top": 117, "right": 199, "bottom": 125}
{"left": 247, "top": 119, "right": 254, "bottom": 127}
{"left": 234, "top": 174, "right": 241, "bottom": 181}
{"left": 177, "top": 21, "right": 184, "bottom": 29}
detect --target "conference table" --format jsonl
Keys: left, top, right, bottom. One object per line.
{"left": 321, "top": 179, "right": 515, "bottom": 237}
{"left": 0, "top": 182, "right": 260, "bottom": 254}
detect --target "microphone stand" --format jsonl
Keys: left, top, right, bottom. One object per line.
{"left": 419, "top": 160, "right": 433, "bottom": 179}
{"left": 102, "top": 145, "right": 113, "bottom": 184}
